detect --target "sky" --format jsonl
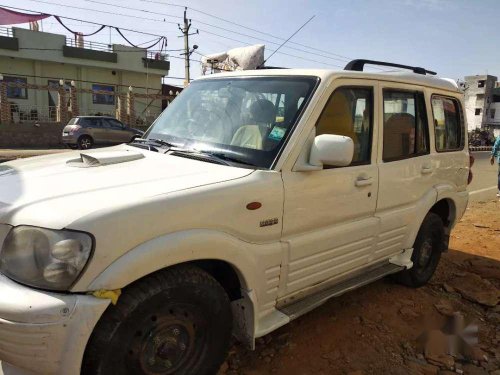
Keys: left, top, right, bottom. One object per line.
{"left": 2, "top": 0, "right": 500, "bottom": 87}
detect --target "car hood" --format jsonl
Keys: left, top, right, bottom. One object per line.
{"left": 0, "top": 145, "right": 253, "bottom": 228}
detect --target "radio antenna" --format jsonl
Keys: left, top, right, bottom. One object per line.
{"left": 259, "top": 15, "right": 315, "bottom": 68}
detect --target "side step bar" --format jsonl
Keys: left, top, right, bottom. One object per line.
{"left": 278, "top": 263, "right": 403, "bottom": 320}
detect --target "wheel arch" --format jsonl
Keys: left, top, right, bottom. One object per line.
{"left": 429, "top": 198, "right": 456, "bottom": 233}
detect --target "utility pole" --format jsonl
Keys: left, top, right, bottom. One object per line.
{"left": 178, "top": 8, "right": 198, "bottom": 87}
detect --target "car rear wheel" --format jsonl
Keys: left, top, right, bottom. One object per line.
{"left": 393, "top": 212, "right": 444, "bottom": 288}
{"left": 82, "top": 265, "right": 232, "bottom": 375}
{"left": 78, "top": 135, "right": 93, "bottom": 150}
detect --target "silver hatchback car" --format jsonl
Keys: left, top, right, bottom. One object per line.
{"left": 62, "top": 116, "right": 144, "bottom": 150}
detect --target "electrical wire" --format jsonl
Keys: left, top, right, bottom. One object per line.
{"left": 0, "top": 4, "right": 170, "bottom": 38}
{"left": 0, "top": 71, "right": 186, "bottom": 84}
{"left": 139, "top": 0, "right": 354, "bottom": 61}
{"left": 80, "top": 0, "right": 353, "bottom": 65}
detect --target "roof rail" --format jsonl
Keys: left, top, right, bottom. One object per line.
{"left": 344, "top": 59, "right": 436, "bottom": 76}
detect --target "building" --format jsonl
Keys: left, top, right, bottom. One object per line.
{"left": 0, "top": 26, "right": 170, "bottom": 125}
{"left": 464, "top": 74, "right": 500, "bottom": 136}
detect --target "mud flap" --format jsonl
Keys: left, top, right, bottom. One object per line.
{"left": 231, "top": 289, "right": 255, "bottom": 350}
{"left": 389, "top": 248, "right": 414, "bottom": 269}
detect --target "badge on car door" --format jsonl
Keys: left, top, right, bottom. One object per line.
{"left": 260, "top": 218, "right": 279, "bottom": 227}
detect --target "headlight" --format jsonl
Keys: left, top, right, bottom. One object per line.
{"left": 0, "top": 226, "right": 93, "bottom": 290}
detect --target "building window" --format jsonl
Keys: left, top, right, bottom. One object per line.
{"left": 4, "top": 76, "right": 28, "bottom": 99}
{"left": 382, "top": 90, "right": 429, "bottom": 162}
{"left": 475, "top": 108, "right": 481, "bottom": 116}
{"left": 92, "top": 84, "right": 115, "bottom": 105}
{"left": 491, "top": 109, "right": 496, "bottom": 119}
{"left": 478, "top": 80, "right": 485, "bottom": 88}
{"left": 316, "top": 86, "right": 373, "bottom": 166}
{"left": 431, "top": 95, "right": 464, "bottom": 152}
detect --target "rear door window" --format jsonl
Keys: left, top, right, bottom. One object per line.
{"left": 431, "top": 96, "right": 464, "bottom": 151}
{"left": 382, "top": 90, "right": 429, "bottom": 161}
{"left": 89, "top": 118, "right": 102, "bottom": 128}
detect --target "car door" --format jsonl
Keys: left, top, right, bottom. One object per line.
{"left": 108, "top": 119, "right": 133, "bottom": 143}
{"left": 279, "top": 80, "right": 380, "bottom": 302}
{"left": 86, "top": 118, "right": 106, "bottom": 144}
{"left": 374, "top": 84, "right": 432, "bottom": 263}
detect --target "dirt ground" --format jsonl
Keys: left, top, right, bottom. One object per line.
{"left": 220, "top": 200, "right": 500, "bottom": 375}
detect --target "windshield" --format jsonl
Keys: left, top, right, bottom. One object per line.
{"left": 145, "top": 76, "right": 318, "bottom": 168}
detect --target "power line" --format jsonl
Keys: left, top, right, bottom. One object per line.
{"left": 139, "top": 0, "right": 353, "bottom": 61}
{"left": 0, "top": 3, "right": 172, "bottom": 38}
{"left": 80, "top": 0, "right": 353, "bottom": 65}
{"left": 0, "top": 71, "right": 186, "bottom": 85}
{"left": 84, "top": 0, "right": 182, "bottom": 21}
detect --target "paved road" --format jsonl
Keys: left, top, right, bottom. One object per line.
{"left": 468, "top": 151, "right": 498, "bottom": 201}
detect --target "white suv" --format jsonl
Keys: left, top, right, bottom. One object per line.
{"left": 0, "top": 60, "right": 470, "bottom": 375}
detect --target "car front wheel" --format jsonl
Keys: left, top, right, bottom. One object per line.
{"left": 82, "top": 265, "right": 232, "bottom": 375}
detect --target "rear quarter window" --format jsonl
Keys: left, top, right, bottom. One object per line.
{"left": 431, "top": 95, "right": 464, "bottom": 152}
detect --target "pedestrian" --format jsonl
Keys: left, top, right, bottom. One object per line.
{"left": 491, "top": 134, "right": 500, "bottom": 197}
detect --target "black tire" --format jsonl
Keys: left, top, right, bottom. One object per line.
{"left": 78, "top": 135, "right": 94, "bottom": 150}
{"left": 82, "top": 265, "right": 232, "bottom": 375}
{"left": 394, "top": 212, "right": 444, "bottom": 288}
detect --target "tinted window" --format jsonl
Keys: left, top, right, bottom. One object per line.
{"left": 4, "top": 76, "right": 27, "bottom": 99}
{"left": 80, "top": 118, "right": 101, "bottom": 127}
{"left": 316, "top": 87, "right": 373, "bottom": 165}
{"left": 92, "top": 84, "right": 115, "bottom": 105}
{"left": 431, "top": 96, "right": 464, "bottom": 151}
{"left": 383, "top": 90, "right": 429, "bottom": 161}
{"left": 108, "top": 119, "right": 124, "bottom": 129}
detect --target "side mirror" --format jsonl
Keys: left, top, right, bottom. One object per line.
{"left": 309, "top": 134, "right": 354, "bottom": 168}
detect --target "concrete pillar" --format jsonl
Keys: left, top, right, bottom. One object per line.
{"left": 127, "top": 87, "right": 135, "bottom": 126}
{"left": 0, "top": 80, "right": 10, "bottom": 124}
{"left": 117, "top": 93, "right": 127, "bottom": 123}
{"left": 69, "top": 81, "right": 79, "bottom": 117}
{"left": 57, "top": 81, "right": 68, "bottom": 124}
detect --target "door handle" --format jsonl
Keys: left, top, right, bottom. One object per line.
{"left": 421, "top": 166, "right": 433, "bottom": 174}
{"left": 355, "top": 176, "right": 373, "bottom": 187}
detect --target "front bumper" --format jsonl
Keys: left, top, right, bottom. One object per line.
{"left": 61, "top": 134, "right": 78, "bottom": 144}
{"left": 0, "top": 274, "right": 110, "bottom": 374}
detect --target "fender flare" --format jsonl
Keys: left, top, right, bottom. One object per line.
{"left": 87, "top": 229, "right": 260, "bottom": 291}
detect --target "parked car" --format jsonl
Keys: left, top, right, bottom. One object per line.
{"left": 0, "top": 60, "right": 471, "bottom": 375}
{"left": 62, "top": 116, "right": 144, "bottom": 149}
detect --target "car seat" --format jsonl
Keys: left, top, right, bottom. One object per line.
{"left": 231, "top": 99, "right": 276, "bottom": 150}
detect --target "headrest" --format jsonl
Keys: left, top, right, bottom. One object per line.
{"left": 250, "top": 99, "right": 276, "bottom": 124}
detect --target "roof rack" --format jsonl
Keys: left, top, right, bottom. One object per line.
{"left": 344, "top": 59, "right": 436, "bottom": 76}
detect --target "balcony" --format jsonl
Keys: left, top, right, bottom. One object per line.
{"left": 143, "top": 51, "right": 170, "bottom": 71}
{"left": 63, "top": 37, "right": 117, "bottom": 63}
{"left": 0, "top": 26, "right": 18, "bottom": 51}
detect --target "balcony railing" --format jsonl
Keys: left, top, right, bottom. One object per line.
{"left": 146, "top": 51, "right": 169, "bottom": 61}
{"left": 0, "top": 26, "right": 13, "bottom": 38}
{"left": 65, "top": 37, "right": 112, "bottom": 53}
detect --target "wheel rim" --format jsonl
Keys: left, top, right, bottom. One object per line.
{"left": 417, "top": 237, "right": 433, "bottom": 268}
{"left": 81, "top": 138, "right": 91, "bottom": 149}
{"left": 127, "top": 306, "right": 206, "bottom": 375}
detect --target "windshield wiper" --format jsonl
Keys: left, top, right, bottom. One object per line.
{"left": 130, "top": 138, "right": 178, "bottom": 149}
{"left": 200, "top": 151, "right": 256, "bottom": 167}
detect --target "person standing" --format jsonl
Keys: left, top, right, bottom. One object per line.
{"left": 491, "top": 134, "right": 500, "bottom": 197}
